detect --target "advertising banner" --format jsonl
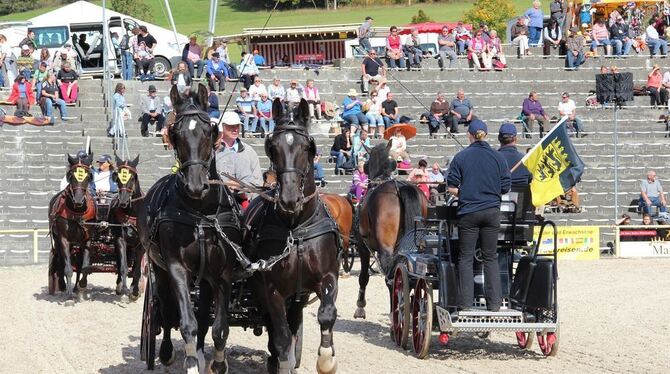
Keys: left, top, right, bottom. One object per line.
{"left": 534, "top": 226, "right": 600, "bottom": 260}
{"left": 618, "top": 226, "right": 670, "bottom": 257}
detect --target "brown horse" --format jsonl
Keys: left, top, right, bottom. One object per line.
{"left": 320, "top": 193, "right": 353, "bottom": 272}
{"left": 354, "top": 141, "right": 428, "bottom": 319}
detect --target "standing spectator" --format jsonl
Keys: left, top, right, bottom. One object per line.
{"left": 358, "top": 16, "right": 374, "bottom": 52}
{"left": 511, "top": 17, "right": 531, "bottom": 58}
{"left": 235, "top": 88, "right": 258, "bottom": 136}
{"left": 248, "top": 77, "right": 267, "bottom": 103}
{"left": 449, "top": 89, "right": 476, "bottom": 134}
{"left": 647, "top": 65, "right": 668, "bottom": 108}
{"left": 268, "top": 78, "right": 286, "bottom": 102}
{"left": 252, "top": 49, "right": 266, "bottom": 66}
{"left": 350, "top": 161, "right": 369, "bottom": 201}
{"left": 487, "top": 30, "right": 506, "bottom": 67}
{"left": 206, "top": 52, "right": 229, "bottom": 92}
{"left": 303, "top": 79, "right": 321, "bottom": 120}
{"left": 404, "top": 28, "right": 422, "bottom": 68}
{"left": 646, "top": 19, "right": 669, "bottom": 57}
{"left": 352, "top": 129, "right": 371, "bottom": 162}
{"left": 6, "top": 75, "right": 34, "bottom": 113}
{"left": 137, "top": 26, "right": 157, "bottom": 51}
{"left": 469, "top": 30, "right": 492, "bottom": 70}
{"left": 256, "top": 93, "right": 274, "bottom": 135}
{"left": 16, "top": 45, "right": 34, "bottom": 80}
{"left": 422, "top": 91, "right": 450, "bottom": 137}
{"left": 140, "top": 85, "right": 165, "bottom": 137}
{"left": 386, "top": 26, "right": 405, "bottom": 70}
{"left": 285, "top": 80, "right": 302, "bottom": 110}
{"left": 182, "top": 35, "right": 204, "bottom": 79}
{"left": 128, "top": 27, "right": 141, "bottom": 77}
{"left": 408, "top": 159, "right": 430, "bottom": 199}
{"left": 32, "top": 62, "right": 48, "bottom": 102}
{"left": 56, "top": 62, "right": 78, "bottom": 104}
{"left": 524, "top": 0, "right": 545, "bottom": 47}
{"left": 497, "top": 123, "right": 531, "bottom": 187}
{"left": 558, "top": 92, "right": 584, "bottom": 137}
{"left": 170, "top": 61, "right": 192, "bottom": 94}
{"left": 438, "top": 27, "right": 458, "bottom": 71}
{"left": 0, "top": 34, "right": 16, "bottom": 87}
{"left": 331, "top": 128, "right": 352, "bottom": 175}
{"left": 380, "top": 92, "right": 399, "bottom": 129}
{"left": 389, "top": 125, "right": 411, "bottom": 164}
{"left": 609, "top": 15, "right": 633, "bottom": 56}
{"left": 119, "top": 29, "right": 134, "bottom": 80}
{"left": 566, "top": 26, "right": 585, "bottom": 70}
{"left": 238, "top": 52, "right": 259, "bottom": 90}
{"left": 550, "top": 0, "right": 565, "bottom": 25}
{"left": 454, "top": 22, "right": 471, "bottom": 55}
{"left": 342, "top": 89, "right": 368, "bottom": 133}
{"left": 364, "top": 91, "right": 384, "bottom": 136}
{"left": 108, "top": 83, "right": 126, "bottom": 137}
{"left": 522, "top": 91, "right": 550, "bottom": 138}
{"left": 428, "top": 162, "right": 445, "bottom": 203}
{"left": 361, "top": 50, "right": 385, "bottom": 93}
{"left": 590, "top": 18, "right": 612, "bottom": 56}
{"left": 207, "top": 87, "right": 220, "bottom": 119}
{"left": 543, "top": 19, "right": 565, "bottom": 56}
{"left": 640, "top": 170, "right": 667, "bottom": 214}
{"left": 18, "top": 30, "right": 37, "bottom": 50}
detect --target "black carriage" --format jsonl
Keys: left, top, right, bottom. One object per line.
{"left": 389, "top": 186, "right": 560, "bottom": 358}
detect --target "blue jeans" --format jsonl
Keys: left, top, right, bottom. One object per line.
{"left": 314, "top": 162, "right": 325, "bottom": 180}
{"left": 208, "top": 109, "right": 220, "bottom": 119}
{"left": 330, "top": 149, "right": 345, "bottom": 169}
{"left": 241, "top": 114, "right": 258, "bottom": 133}
{"left": 566, "top": 51, "right": 585, "bottom": 69}
{"left": 612, "top": 39, "right": 633, "bottom": 55}
{"left": 647, "top": 38, "right": 669, "bottom": 56}
{"left": 343, "top": 112, "right": 368, "bottom": 127}
{"left": 529, "top": 26, "right": 542, "bottom": 46}
{"left": 35, "top": 81, "right": 42, "bottom": 101}
{"left": 258, "top": 117, "right": 275, "bottom": 134}
{"left": 641, "top": 196, "right": 667, "bottom": 214}
{"left": 122, "top": 51, "right": 134, "bottom": 80}
{"left": 185, "top": 59, "right": 204, "bottom": 79}
{"left": 366, "top": 113, "right": 383, "bottom": 127}
{"left": 359, "top": 38, "right": 372, "bottom": 53}
{"left": 382, "top": 115, "right": 399, "bottom": 129}
{"left": 388, "top": 57, "right": 406, "bottom": 69}
{"left": 43, "top": 97, "right": 68, "bottom": 120}
{"left": 456, "top": 40, "right": 468, "bottom": 54}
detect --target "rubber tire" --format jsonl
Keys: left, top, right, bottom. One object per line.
{"left": 411, "top": 278, "right": 433, "bottom": 359}
{"left": 538, "top": 323, "right": 560, "bottom": 357}
{"left": 515, "top": 331, "right": 534, "bottom": 349}
{"left": 140, "top": 264, "right": 157, "bottom": 369}
{"left": 152, "top": 56, "right": 171, "bottom": 77}
{"left": 342, "top": 245, "right": 355, "bottom": 273}
{"left": 390, "top": 262, "right": 411, "bottom": 349}
{"left": 294, "top": 321, "right": 303, "bottom": 368}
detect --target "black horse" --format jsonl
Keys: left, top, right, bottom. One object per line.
{"left": 137, "top": 83, "right": 242, "bottom": 373}
{"left": 244, "top": 99, "right": 340, "bottom": 374}
{"left": 48, "top": 153, "right": 96, "bottom": 301}
{"left": 109, "top": 154, "right": 144, "bottom": 301}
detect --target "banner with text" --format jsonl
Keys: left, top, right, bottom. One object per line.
{"left": 534, "top": 226, "right": 600, "bottom": 260}
{"left": 618, "top": 226, "right": 670, "bottom": 257}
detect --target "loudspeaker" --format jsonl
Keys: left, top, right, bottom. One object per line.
{"left": 596, "top": 72, "right": 634, "bottom": 103}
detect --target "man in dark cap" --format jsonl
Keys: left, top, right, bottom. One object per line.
{"left": 358, "top": 16, "right": 374, "bottom": 52}
{"left": 447, "top": 119, "right": 511, "bottom": 313}
{"left": 140, "top": 84, "right": 165, "bottom": 137}
{"left": 498, "top": 123, "right": 531, "bottom": 187}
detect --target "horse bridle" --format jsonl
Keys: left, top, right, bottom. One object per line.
{"left": 270, "top": 124, "right": 318, "bottom": 209}
{"left": 173, "top": 105, "right": 216, "bottom": 175}
{"left": 116, "top": 164, "right": 138, "bottom": 197}
{"left": 67, "top": 162, "right": 91, "bottom": 202}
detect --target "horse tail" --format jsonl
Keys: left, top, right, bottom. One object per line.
{"left": 398, "top": 184, "right": 424, "bottom": 236}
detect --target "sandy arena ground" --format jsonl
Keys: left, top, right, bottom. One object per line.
{"left": 1, "top": 258, "right": 669, "bottom": 373}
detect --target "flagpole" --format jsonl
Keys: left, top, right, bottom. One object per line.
{"left": 510, "top": 116, "right": 569, "bottom": 173}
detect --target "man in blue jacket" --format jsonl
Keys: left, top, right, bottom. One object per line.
{"left": 206, "top": 52, "right": 229, "bottom": 92}
{"left": 447, "top": 119, "right": 511, "bottom": 312}
{"left": 497, "top": 123, "right": 531, "bottom": 187}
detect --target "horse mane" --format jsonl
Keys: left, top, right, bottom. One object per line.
{"left": 367, "top": 142, "right": 394, "bottom": 180}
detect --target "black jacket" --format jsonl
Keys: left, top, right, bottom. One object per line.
{"left": 331, "top": 134, "right": 351, "bottom": 152}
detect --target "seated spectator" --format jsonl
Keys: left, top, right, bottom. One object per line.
{"left": 590, "top": 18, "right": 612, "bottom": 56}
{"left": 609, "top": 15, "right": 633, "bottom": 56}
{"left": 285, "top": 80, "right": 302, "bottom": 110}
{"left": 268, "top": 78, "right": 286, "bottom": 102}
{"left": 404, "top": 28, "right": 422, "bottom": 68}
{"left": 375, "top": 77, "right": 390, "bottom": 102}
{"left": 170, "top": 61, "right": 192, "bottom": 94}
{"left": 511, "top": 17, "right": 530, "bottom": 58}
{"left": 37, "top": 48, "right": 51, "bottom": 73}
{"left": 208, "top": 88, "right": 220, "bottom": 119}
{"left": 206, "top": 52, "right": 229, "bottom": 92}
{"left": 79, "top": 34, "right": 90, "bottom": 53}
{"left": 449, "top": 89, "right": 476, "bottom": 134}
{"left": 640, "top": 170, "right": 667, "bottom": 214}
{"left": 16, "top": 45, "right": 34, "bottom": 80}
{"left": 140, "top": 85, "right": 165, "bottom": 137}
{"left": 389, "top": 125, "right": 410, "bottom": 164}
{"left": 521, "top": 91, "right": 550, "bottom": 138}
{"left": 350, "top": 161, "right": 369, "bottom": 201}
{"left": 428, "top": 162, "right": 445, "bottom": 203}
{"left": 32, "top": 62, "right": 48, "bottom": 101}
{"left": 205, "top": 40, "right": 220, "bottom": 61}
{"left": 617, "top": 213, "right": 631, "bottom": 226}
{"left": 252, "top": 49, "right": 266, "bottom": 66}
{"left": 52, "top": 45, "right": 77, "bottom": 73}
{"left": 331, "top": 128, "right": 352, "bottom": 175}
{"left": 422, "top": 92, "right": 450, "bottom": 137}
{"left": 361, "top": 50, "right": 385, "bottom": 93}
{"left": 408, "top": 159, "right": 430, "bottom": 199}
{"left": 342, "top": 89, "right": 368, "bottom": 133}
{"left": 524, "top": 0, "right": 544, "bottom": 46}
{"left": 134, "top": 41, "right": 155, "bottom": 79}
{"left": 238, "top": 51, "right": 259, "bottom": 90}
{"left": 248, "top": 77, "right": 267, "bottom": 103}
{"left": 642, "top": 213, "right": 655, "bottom": 226}
{"left": 647, "top": 65, "right": 668, "bottom": 108}
{"left": 40, "top": 72, "right": 68, "bottom": 122}
{"left": 468, "top": 30, "right": 491, "bottom": 70}
{"left": 386, "top": 26, "right": 405, "bottom": 70}
{"left": 182, "top": 35, "right": 204, "bottom": 79}
{"left": 235, "top": 88, "right": 258, "bottom": 135}
{"left": 664, "top": 68, "right": 670, "bottom": 106}
{"left": 6, "top": 75, "right": 34, "bottom": 113}
{"left": 314, "top": 151, "right": 326, "bottom": 186}
{"left": 55, "top": 62, "right": 78, "bottom": 104}
{"left": 352, "top": 129, "right": 371, "bottom": 163}
{"left": 566, "top": 27, "right": 586, "bottom": 70}
{"left": 215, "top": 39, "right": 230, "bottom": 64}
{"left": 303, "top": 79, "right": 321, "bottom": 119}
{"left": 487, "top": 29, "right": 506, "bottom": 67}
{"left": 543, "top": 19, "right": 565, "bottom": 56}
{"left": 381, "top": 92, "right": 400, "bottom": 129}
{"left": 256, "top": 93, "right": 274, "bottom": 135}
{"left": 454, "top": 21, "right": 471, "bottom": 55}
{"left": 438, "top": 26, "right": 458, "bottom": 70}
{"left": 558, "top": 92, "right": 584, "bottom": 137}
{"left": 364, "top": 91, "right": 384, "bottom": 137}
{"left": 646, "top": 18, "right": 669, "bottom": 57}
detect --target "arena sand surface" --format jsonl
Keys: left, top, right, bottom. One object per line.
{"left": 1, "top": 258, "right": 669, "bottom": 374}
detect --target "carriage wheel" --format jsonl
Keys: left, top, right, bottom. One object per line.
{"left": 390, "top": 262, "right": 411, "bottom": 349}
{"left": 140, "top": 264, "right": 158, "bottom": 369}
{"left": 294, "top": 321, "right": 303, "bottom": 369}
{"left": 515, "top": 331, "right": 534, "bottom": 349}
{"left": 537, "top": 323, "right": 560, "bottom": 357}
{"left": 341, "top": 245, "right": 355, "bottom": 273}
{"left": 411, "top": 278, "right": 433, "bottom": 359}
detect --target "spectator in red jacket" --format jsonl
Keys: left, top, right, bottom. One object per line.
{"left": 6, "top": 75, "right": 35, "bottom": 112}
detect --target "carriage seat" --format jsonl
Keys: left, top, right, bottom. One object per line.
{"left": 498, "top": 185, "right": 535, "bottom": 244}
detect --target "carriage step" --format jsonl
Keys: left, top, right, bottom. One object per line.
{"left": 435, "top": 306, "right": 558, "bottom": 333}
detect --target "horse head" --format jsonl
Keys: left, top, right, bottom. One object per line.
{"left": 265, "top": 98, "right": 317, "bottom": 223}
{"left": 169, "top": 83, "right": 219, "bottom": 200}
{"left": 66, "top": 152, "right": 93, "bottom": 208}
{"left": 114, "top": 154, "right": 140, "bottom": 209}
{"left": 367, "top": 141, "right": 396, "bottom": 181}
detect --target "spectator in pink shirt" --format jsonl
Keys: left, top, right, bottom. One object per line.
{"left": 590, "top": 18, "right": 612, "bottom": 56}
{"left": 181, "top": 35, "right": 204, "bottom": 79}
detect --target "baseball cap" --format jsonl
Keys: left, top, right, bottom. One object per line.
{"left": 498, "top": 123, "right": 517, "bottom": 137}
{"left": 468, "top": 119, "right": 488, "bottom": 135}
{"left": 97, "top": 154, "right": 112, "bottom": 164}
{"left": 148, "top": 85, "right": 157, "bottom": 92}
{"left": 21, "top": 45, "right": 29, "bottom": 50}
{"left": 76, "top": 150, "right": 88, "bottom": 159}
{"left": 221, "top": 111, "right": 242, "bottom": 126}
{"left": 365, "top": 16, "right": 373, "bottom": 20}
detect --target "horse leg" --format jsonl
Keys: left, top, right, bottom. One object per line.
{"left": 169, "top": 264, "right": 201, "bottom": 373}
{"left": 316, "top": 272, "right": 338, "bottom": 374}
{"left": 354, "top": 247, "right": 370, "bottom": 319}
{"left": 286, "top": 299, "right": 307, "bottom": 369}
{"left": 78, "top": 243, "right": 90, "bottom": 289}
{"left": 209, "top": 281, "right": 231, "bottom": 374}
{"left": 115, "top": 234, "right": 130, "bottom": 299}
{"left": 129, "top": 243, "right": 143, "bottom": 300}
{"left": 59, "top": 237, "right": 75, "bottom": 302}
{"left": 264, "top": 290, "right": 292, "bottom": 374}
{"left": 155, "top": 267, "right": 176, "bottom": 366}
{"left": 195, "top": 281, "right": 212, "bottom": 373}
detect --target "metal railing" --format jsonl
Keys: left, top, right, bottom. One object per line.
{"left": 0, "top": 228, "right": 50, "bottom": 264}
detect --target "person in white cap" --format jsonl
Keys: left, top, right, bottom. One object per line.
{"left": 215, "top": 111, "right": 262, "bottom": 201}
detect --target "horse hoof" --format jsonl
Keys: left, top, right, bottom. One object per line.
{"left": 208, "top": 359, "right": 229, "bottom": 374}
{"left": 64, "top": 299, "right": 75, "bottom": 307}
{"left": 78, "top": 279, "right": 87, "bottom": 289}
{"left": 353, "top": 307, "right": 366, "bottom": 319}
{"left": 128, "top": 293, "right": 139, "bottom": 302}
{"left": 120, "top": 294, "right": 130, "bottom": 303}
{"left": 159, "top": 347, "right": 176, "bottom": 366}
{"left": 184, "top": 356, "right": 199, "bottom": 374}
{"left": 316, "top": 347, "right": 337, "bottom": 374}
{"left": 115, "top": 283, "right": 123, "bottom": 295}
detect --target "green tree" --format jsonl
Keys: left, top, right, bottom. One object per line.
{"left": 410, "top": 9, "right": 433, "bottom": 24}
{"left": 463, "top": 0, "right": 515, "bottom": 39}
{"left": 111, "top": 0, "right": 153, "bottom": 22}
{"left": 0, "top": 0, "right": 39, "bottom": 16}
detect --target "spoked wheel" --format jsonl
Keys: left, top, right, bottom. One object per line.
{"left": 537, "top": 323, "right": 560, "bottom": 357}
{"left": 411, "top": 278, "right": 433, "bottom": 359}
{"left": 390, "top": 262, "right": 411, "bottom": 349}
{"left": 294, "top": 321, "right": 303, "bottom": 369}
{"left": 515, "top": 331, "right": 534, "bottom": 349}
{"left": 341, "top": 245, "right": 355, "bottom": 273}
{"left": 140, "top": 263, "right": 158, "bottom": 369}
